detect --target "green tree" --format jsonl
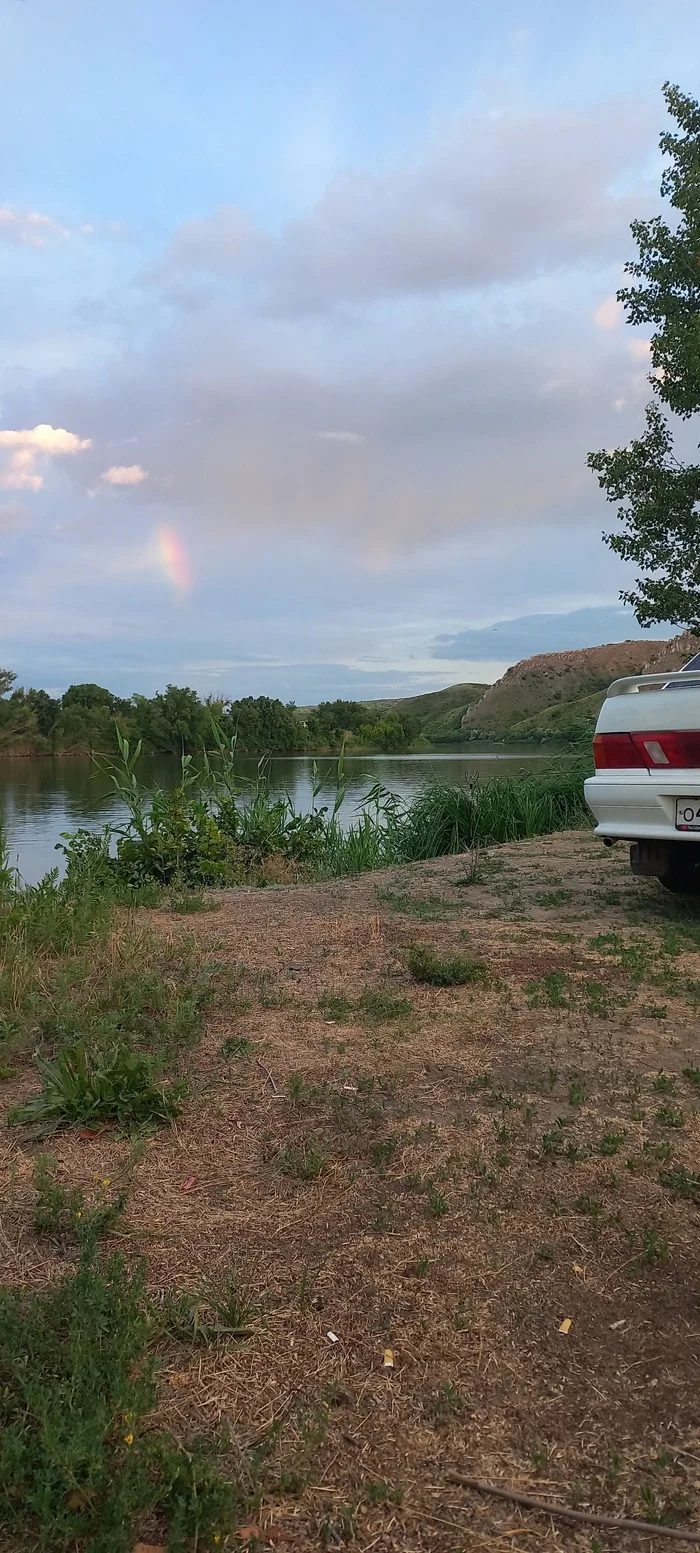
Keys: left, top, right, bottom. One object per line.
{"left": 131, "top": 686, "right": 209, "bottom": 753}
{"left": 588, "top": 84, "right": 700, "bottom": 629}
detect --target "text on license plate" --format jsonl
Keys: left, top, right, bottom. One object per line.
{"left": 675, "top": 798, "right": 700, "bottom": 831}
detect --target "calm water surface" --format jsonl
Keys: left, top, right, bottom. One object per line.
{"left": 0, "top": 746, "right": 556, "bottom": 883}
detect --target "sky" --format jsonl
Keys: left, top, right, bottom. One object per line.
{"left": 1, "top": 0, "right": 698, "bottom": 703}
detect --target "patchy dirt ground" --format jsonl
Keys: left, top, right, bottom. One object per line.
{"left": 5, "top": 829, "right": 700, "bottom": 1551}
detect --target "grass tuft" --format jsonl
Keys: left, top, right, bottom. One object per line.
{"left": 406, "top": 945, "right": 488, "bottom": 987}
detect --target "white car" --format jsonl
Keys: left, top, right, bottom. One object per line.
{"left": 584, "top": 652, "right": 700, "bottom": 894}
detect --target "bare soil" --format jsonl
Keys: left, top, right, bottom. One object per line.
{"left": 5, "top": 830, "right": 700, "bottom": 1551}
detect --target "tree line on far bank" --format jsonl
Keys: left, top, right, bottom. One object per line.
{"left": 0, "top": 672, "right": 419, "bottom": 755}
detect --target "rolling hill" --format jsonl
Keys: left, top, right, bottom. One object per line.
{"left": 458, "top": 635, "right": 698, "bottom": 744}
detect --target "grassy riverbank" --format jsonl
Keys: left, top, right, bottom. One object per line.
{"left": 0, "top": 761, "right": 600, "bottom": 1552}
{"left": 4, "top": 817, "right": 700, "bottom": 1549}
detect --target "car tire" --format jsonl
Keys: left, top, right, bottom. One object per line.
{"left": 661, "top": 859, "right": 700, "bottom": 894}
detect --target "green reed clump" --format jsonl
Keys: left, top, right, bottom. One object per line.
{"left": 70, "top": 722, "right": 589, "bottom": 887}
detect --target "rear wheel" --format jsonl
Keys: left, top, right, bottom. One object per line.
{"left": 661, "top": 856, "right": 700, "bottom": 894}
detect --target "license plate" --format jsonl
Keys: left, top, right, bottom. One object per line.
{"left": 676, "top": 798, "right": 700, "bottom": 831}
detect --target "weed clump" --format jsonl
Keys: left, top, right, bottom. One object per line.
{"left": 32, "top": 1156, "right": 127, "bottom": 1248}
{"left": 11, "top": 1042, "right": 185, "bottom": 1136}
{"left": 0, "top": 1249, "right": 240, "bottom": 1550}
{"left": 406, "top": 946, "right": 488, "bottom": 987}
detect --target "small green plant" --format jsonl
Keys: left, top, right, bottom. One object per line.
{"left": 364, "top": 1478, "right": 403, "bottom": 1506}
{"left": 371, "top": 1137, "right": 397, "bottom": 1169}
{"left": 426, "top": 1381, "right": 465, "bottom": 1424}
{"left": 321, "top": 1505, "right": 355, "bottom": 1546}
{"left": 539, "top": 1116, "right": 572, "bottom": 1159}
{"left": 659, "top": 1166, "right": 700, "bottom": 1202}
{"left": 574, "top": 1193, "right": 603, "bottom": 1220}
{"left": 425, "top": 1180, "right": 448, "bottom": 1217}
{"left": 525, "top": 969, "right": 570, "bottom": 1008}
{"left": 530, "top": 1440, "right": 549, "bottom": 1472}
{"left": 318, "top": 991, "right": 353, "bottom": 1020}
{"left": 656, "top": 1105, "right": 685, "bottom": 1128}
{"left": 653, "top": 1071, "right": 676, "bottom": 1095}
{"left": 169, "top": 893, "right": 220, "bottom": 914}
{"left": 287, "top": 1071, "right": 313, "bottom": 1105}
{"left": 257, "top": 973, "right": 288, "bottom": 1008}
{"left": 599, "top": 1130, "right": 627, "bottom": 1157}
{"left": 359, "top": 985, "right": 412, "bottom": 1021}
{"left": 406, "top": 945, "right": 488, "bottom": 987}
{"left": 642, "top": 1227, "right": 669, "bottom": 1263}
{"left": 584, "top": 980, "right": 616, "bottom": 1018}
{"left": 683, "top": 1065, "right": 700, "bottom": 1091}
{"left": 639, "top": 1481, "right": 690, "bottom": 1526}
{"left": 33, "top": 1156, "right": 127, "bottom": 1248}
{"left": 568, "top": 1077, "right": 586, "bottom": 1108}
{"left": 221, "top": 1034, "right": 254, "bottom": 1060}
{"left": 11, "top": 1042, "right": 184, "bottom": 1135}
{"left": 454, "top": 849, "right": 485, "bottom": 887}
{"left": 158, "top": 1269, "right": 256, "bottom": 1343}
{"left": 278, "top": 1141, "right": 328, "bottom": 1181}
{"left": 534, "top": 888, "right": 574, "bottom": 907}
{"left": 379, "top": 890, "right": 457, "bottom": 920}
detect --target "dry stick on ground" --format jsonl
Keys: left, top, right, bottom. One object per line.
{"left": 255, "top": 1056, "right": 277, "bottom": 1092}
{"left": 446, "top": 1475, "right": 700, "bottom": 1545}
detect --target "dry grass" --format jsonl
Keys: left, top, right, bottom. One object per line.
{"left": 4, "top": 830, "right": 700, "bottom": 1549}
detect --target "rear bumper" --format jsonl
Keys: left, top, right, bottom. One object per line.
{"left": 584, "top": 772, "right": 700, "bottom": 843}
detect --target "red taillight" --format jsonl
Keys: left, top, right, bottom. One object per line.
{"left": 594, "top": 730, "right": 700, "bottom": 769}
{"left": 593, "top": 733, "right": 645, "bottom": 769}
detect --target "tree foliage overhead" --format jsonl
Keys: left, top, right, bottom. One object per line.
{"left": 588, "top": 84, "right": 700, "bottom": 629}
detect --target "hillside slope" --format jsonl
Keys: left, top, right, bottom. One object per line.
{"left": 366, "top": 681, "right": 488, "bottom": 741}
{"left": 461, "top": 639, "right": 667, "bottom": 741}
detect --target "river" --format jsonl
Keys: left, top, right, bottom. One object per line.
{"left": 0, "top": 746, "right": 562, "bottom": 883}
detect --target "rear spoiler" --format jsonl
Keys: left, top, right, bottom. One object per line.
{"left": 606, "top": 669, "right": 700, "bottom": 697}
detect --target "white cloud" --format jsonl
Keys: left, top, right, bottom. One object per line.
{"left": 99, "top": 464, "right": 149, "bottom": 486}
{"left": 593, "top": 294, "right": 622, "bottom": 330}
{"left": 0, "top": 425, "right": 91, "bottom": 491}
{"left": 317, "top": 430, "right": 364, "bottom": 444}
{"left": 152, "top": 100, "right": 651, "bottom": 316}
{"left": 0, "top": 206, "right": 68, "bottom": 247}
{"left": 628, "top": 337, "right": 652, "bottom": 361}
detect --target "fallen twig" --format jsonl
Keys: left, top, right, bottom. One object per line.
{"left": 255, "top": 1057, "right": 277, "bottom": 1093}
{"left": 446, "top": 1474, "right": 700, "bottom": 1543}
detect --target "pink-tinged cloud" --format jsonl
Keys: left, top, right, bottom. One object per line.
{"left": 593, "top": 295, "right": 622, "bottom": 330}
{"left": 0, "top": 425, "right": 91, "bottom": 492}
{"left": 99, "top": 464, "right": 149, "bottom": 486}
{"left": 628, "top": 338, "right": 652, "bottom": 361}
{"left": 0, "top": 206, "right": 68, "bottom": 247}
